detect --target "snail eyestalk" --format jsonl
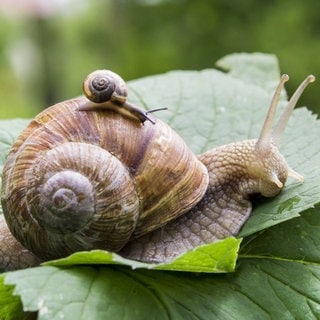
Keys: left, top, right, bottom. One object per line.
{"left": 121, "top": 101, "right": 161, "bottom": 124}
{"left": 120, "top": 104, "right": 168, "bottom": 124}
{"left": 256, "top": 74, "right": 289, "bottom": 153}
{"left": 288, "top": 166, "right": 304, "bottom": 182}
{"left": 142, "top": 106, "right": 169, "bottom": 124}
{"left": 256, "top": 74, "right": 315, "bottom": 152}
{"left": 272, "top": 75, "right": 315, "bottom": 146}
{"left": 254, "top": 74, "right": 315, "bottom": 185}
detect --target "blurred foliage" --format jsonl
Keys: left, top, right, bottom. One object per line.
{"left": 0, "top": 0, "right": 319, "bottom": 118}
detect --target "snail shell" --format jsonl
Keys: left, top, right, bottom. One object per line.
{"left": 82, "top": 70, "right": 127, "bottom": 104}
{"left": 1, "top": 98, "right": 208, "bottom": 260}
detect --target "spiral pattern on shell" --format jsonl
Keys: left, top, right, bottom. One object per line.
{"left": 1, "top": 97, "right": 208, "bottom": 260}
{"left": 83, "top": 70, "right": 128, "bottom": 104}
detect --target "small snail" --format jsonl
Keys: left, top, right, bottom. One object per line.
{"left": 0, "top": 70, "right": 315, "bottom": 271}
{"left": 80, "top": 70, "right": 167, "bottom": 124}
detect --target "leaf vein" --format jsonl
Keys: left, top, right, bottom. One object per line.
{"left": 120, "top": 269, "right": 171, "bottom": 319}
{"left": 231, "top": 287, "right": 271, "bottom": 318}
{"left": 260, "top": 265, "right": 320, "bottom": 304}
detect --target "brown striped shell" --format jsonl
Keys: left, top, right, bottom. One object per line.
{"left": 1, "top": 97, "right": 209, "bottom": 260}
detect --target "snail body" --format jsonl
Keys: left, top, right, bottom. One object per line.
{"left": 0, "top": 70, "right": 315, "bottom": 270}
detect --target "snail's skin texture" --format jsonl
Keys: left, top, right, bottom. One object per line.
{"left": 121, "top": 140, "right": 288, "bottom": 262}
{"left": 0, "top": 215, "right": 41, "bottom": 271}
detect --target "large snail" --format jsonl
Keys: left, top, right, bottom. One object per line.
{"left": 0, "top": 70, "right": 315, "bottom": 271}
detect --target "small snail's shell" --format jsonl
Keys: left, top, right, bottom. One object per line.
{"left": 1, "top": 97, "right": 208, "bottom": 260}
{"left": 83, "top": 70, "right": 128, "bottom": 103}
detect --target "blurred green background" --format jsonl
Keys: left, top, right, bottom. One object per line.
{"left": 0, "top": 0, "right": 319, "bottom": 118}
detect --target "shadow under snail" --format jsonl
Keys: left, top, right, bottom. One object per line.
{"left": 0, "top": 70, "right": 315, "bottom": 271}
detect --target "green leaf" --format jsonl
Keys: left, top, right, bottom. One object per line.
{"left": 0, "top": 274, "right": 26, "bottom": 320}
{"left": 0, "top": 119, "right": 30, "bottom": 199}
{"left": 1, "top": 53, "right": 320, "bottom": 319}
{"left": 241, "top": 204, "right": 320, "bottom": 264}
{"left": 3, "top": 207, "right": 320, "bottom": 319}
{"left": 216, "top": 52, "right": 281, "bottom": 89}
{"left": 0, "top": 119, "right": 30, "bottom": 164}
{"left": 44, "top": 237, "right": 241, "bottom": 273}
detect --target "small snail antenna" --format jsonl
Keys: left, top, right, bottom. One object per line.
{"left": 143, "top": 107, "right": 168, "bottom": 125}
{"left": 146, "top": 107, "right": 168, "bottom": 114}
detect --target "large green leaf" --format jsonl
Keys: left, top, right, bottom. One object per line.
{"left": 0, "top": 53, "right": 320, "bottom": 319}
{"left": 2, "top": 207, "right": 320, "bottom": 320}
